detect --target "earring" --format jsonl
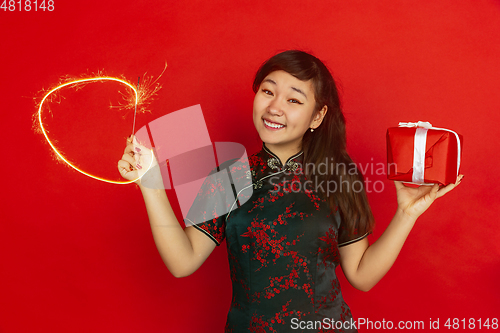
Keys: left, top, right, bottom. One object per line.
{"left": 310, "top": 128, "right": 314, "bottom": 132}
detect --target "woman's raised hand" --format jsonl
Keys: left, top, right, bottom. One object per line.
{"left": 394, "top": 175, "right": 464, "bottom": 221}
{"left": 117, "top": 135, "right": 157, "bottom": 184}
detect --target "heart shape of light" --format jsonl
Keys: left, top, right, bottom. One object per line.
{"left": 37, "top": 76, "right": 152, "bottom": 184}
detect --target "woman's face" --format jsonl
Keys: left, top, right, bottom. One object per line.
{"left": 253, "top": 70, "right": 325, "bottom": 157}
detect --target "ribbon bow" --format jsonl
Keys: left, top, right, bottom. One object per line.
{"left": 398, "top": 121, "right": 433, "bottom": 129}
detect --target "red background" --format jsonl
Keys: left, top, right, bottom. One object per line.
{"left": 1, "top": 1, "right": 500, "bottom": 332}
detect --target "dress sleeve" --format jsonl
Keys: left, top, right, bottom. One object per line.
{"left": 184, "top": 159, "right": 244, "bottom": 246}
{"left": 336, "top": 211, "right": 370, "bottom": 247}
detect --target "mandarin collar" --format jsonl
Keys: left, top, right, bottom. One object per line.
{"left": 261, "top": 143, "right": 303, "bottom": 173}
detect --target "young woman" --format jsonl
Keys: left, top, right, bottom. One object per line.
{"left": 118, "top": 50, "right": 462, "bottom": 332}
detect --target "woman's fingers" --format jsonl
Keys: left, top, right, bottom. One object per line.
{"left": 123, "top": 135, "right": 147, "bottom": 164}
{"left": 393, "top": 175, "right": 463, "bottom": 219}
{"left": 435, "top": 183, "right": 456, "bottom": 198}
{"left": 124, "top": 135, "right": 140, "bottom": 154}
{"left": 436, "top": 174, "right": 464, "bottom": 198}
{"left": 117, "top": 159, "right": 137, "bottom": 180}
{"left": 426, "top": 184, "right": 439, "bottom": 201}
{"left": 120, "top": 134, "right": 160, "bottom": 183}
{"left": 117, "top": 159, "right": 131, "bottom": 172}
{"left": 394, "top": 181, "right": 404, "bottom": 191}
{"left": 124, "top": 136, "right": 152, "bottom": 160}
{"left": 395, "top": 175, "right": 463, "bottom": 194}
{"left": 119, "top": 135, "right": 143, "bottom": 181}
{"left": 121, "top": 151, "right": 144, "bottom": 173}
{"left": 126, "top": 135, "right": 149, "bottom": 151}
{"left": 124, "top": 139, "right": 138, "bottom": 156}
{"left": 124, "top": 143, "right": 134, "bottom": 155}
{"left": 121, "top": 152, "right": 135, "bottom": 165}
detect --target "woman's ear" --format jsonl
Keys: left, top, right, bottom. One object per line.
{"left": 310, "top": 105, "right": 328, "bottom": 130}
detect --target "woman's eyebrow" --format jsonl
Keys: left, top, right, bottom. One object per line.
{"left": 291, "top": 87, "right": 308, "bottom": 100}
{"left": 263, "top": 79, "right": 308, "bottom": 100}
{"left": 263, "top": 78, "right": 277, "bottom": 85}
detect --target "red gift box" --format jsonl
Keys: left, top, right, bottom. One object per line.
{"left": 387, "top": 121, "right": 463, "bottom": 186}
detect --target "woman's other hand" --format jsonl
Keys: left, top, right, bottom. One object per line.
{"left": 395, "top": 174, "right": 464, "bottom": 221}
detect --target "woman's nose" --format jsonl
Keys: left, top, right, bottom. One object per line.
{"left": 267, "top": 98, "right": 284, "bottom": 116}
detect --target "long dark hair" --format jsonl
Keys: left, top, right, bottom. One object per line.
{"left": 252, "top": 50, "right": 374, "bottom": 239}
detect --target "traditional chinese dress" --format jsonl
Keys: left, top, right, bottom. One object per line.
{"left": 185, "top": 144, "right": 366, "bottom": 333}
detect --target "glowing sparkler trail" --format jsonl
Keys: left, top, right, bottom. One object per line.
{"left": 37, "top": 76, "right": 153, "bottom": 185}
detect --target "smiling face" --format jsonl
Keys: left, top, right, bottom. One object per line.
{"left": 253, "top": 70, "right": 327, "bottom": 161}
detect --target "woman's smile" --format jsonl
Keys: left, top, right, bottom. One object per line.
{"left": 263, "top": 118, "right": 285, "bottom": 130}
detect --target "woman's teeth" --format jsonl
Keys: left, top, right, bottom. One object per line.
{"left": 264, "top": 119, "right": 284, "bottom": 129}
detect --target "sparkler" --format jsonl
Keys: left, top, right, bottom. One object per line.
{"left": 36, "top": 75, "right": 157, "bottom": 184}
{"left": 132, "top": 76, "right": 140, "bottom": 136}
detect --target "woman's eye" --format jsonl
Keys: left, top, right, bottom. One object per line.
{"left": 262, "top": 89, "right": 273, "bottom": 96}
{"left": 288, "top": 99, "right": 303, "bottom": 105}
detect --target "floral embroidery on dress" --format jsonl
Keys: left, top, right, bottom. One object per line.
{"left": 187, "top": 144, "right": 361, "bottom": 333}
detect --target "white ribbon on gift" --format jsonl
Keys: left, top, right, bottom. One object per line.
{"left": 398, "top": 121, "right": 461, "bottom": 184}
